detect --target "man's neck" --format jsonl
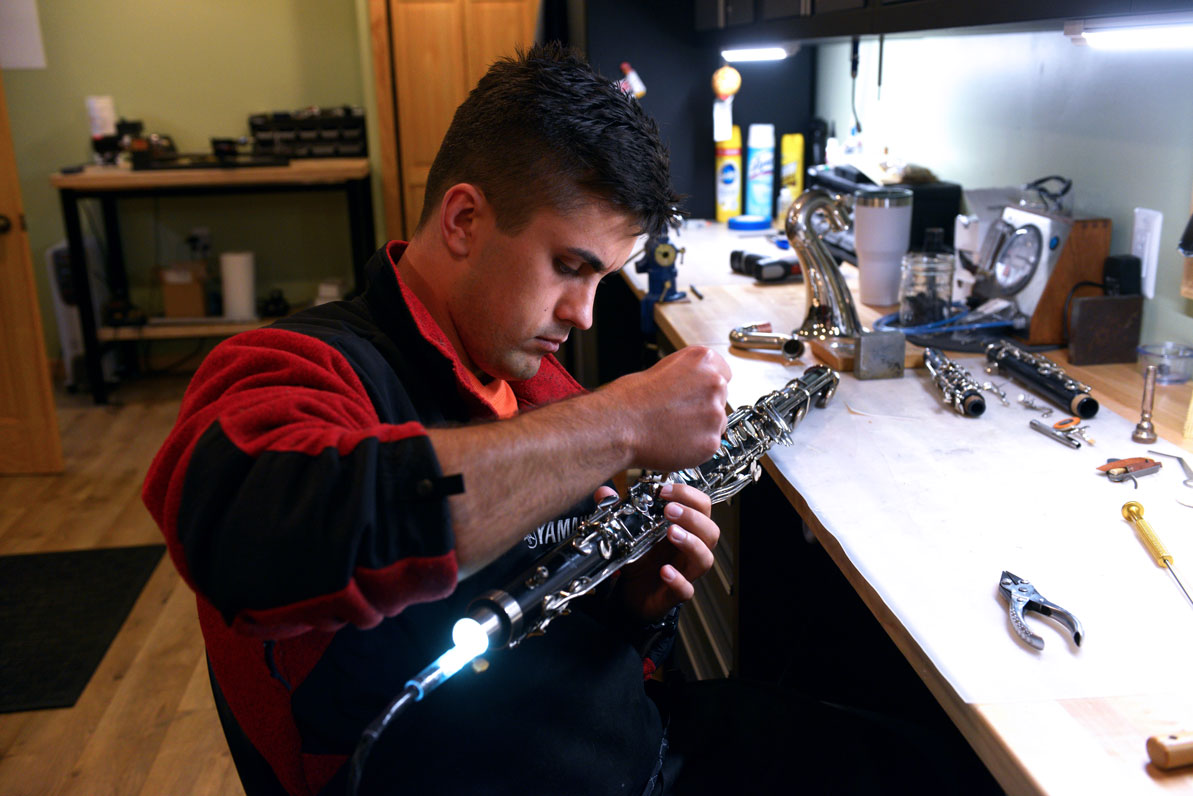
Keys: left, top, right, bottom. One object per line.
{"left": 396, "top": 241, "right": 482, "bottom": 378}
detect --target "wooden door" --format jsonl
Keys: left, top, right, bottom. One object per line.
{"left": 370, "top": 0, "right": 541, "bottom": 239}
{"left": 0, "top": 71, "right": 64, "bottom": 474}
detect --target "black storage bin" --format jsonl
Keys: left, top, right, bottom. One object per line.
{"left": 250, "top": 106, "right": 367, "bottom": 159}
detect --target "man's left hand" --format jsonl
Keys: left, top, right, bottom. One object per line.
{"left": 602, "top": 482, "right": 720, "bottom": 624}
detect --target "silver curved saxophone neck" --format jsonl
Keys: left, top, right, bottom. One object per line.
{"left": 728, "top": 323, "right": 805, "bottom": 360}
{"left": 785, "top": 190, "right": 864, "bottom": 343}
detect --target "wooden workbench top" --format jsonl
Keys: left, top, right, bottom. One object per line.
{"left": 50, "top": 158, "right": 370, "bottom": 190}
{"left": 637, "top": 221, "right": 1193, "bottom": 795}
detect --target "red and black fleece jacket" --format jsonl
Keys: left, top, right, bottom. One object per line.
{"left": 142, "top": 242, "right": 666, "bottom": 796}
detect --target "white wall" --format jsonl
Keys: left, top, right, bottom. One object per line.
{"left": 816, "top": 28, "right": 1193, "bottom": 346}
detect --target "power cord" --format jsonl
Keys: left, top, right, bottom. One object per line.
{"left": 346, "top": 685, "right": 420, "bottom": 796}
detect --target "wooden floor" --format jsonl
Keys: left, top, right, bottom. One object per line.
{"left": 0, "top": 374, "right": 246, "bottom": 796}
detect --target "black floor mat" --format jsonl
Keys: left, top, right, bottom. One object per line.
{"left": 0, "top": 544, "right": 166, "bottom": 712}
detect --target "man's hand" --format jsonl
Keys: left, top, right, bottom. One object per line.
{"left": 432, "top": 345, "right": 730, "bottom": 578}
{"left": 599, "top": 346, "right": 731, "bottom": 473}
{"left": 605, "top": 482, "right": 720, "bottom": 624}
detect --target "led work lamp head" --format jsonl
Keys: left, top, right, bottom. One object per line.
{"left": 404, "top": 617, "right": 491, "bottom": 700}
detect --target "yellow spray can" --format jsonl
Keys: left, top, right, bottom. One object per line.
{"left": 780, "top": 133, "right": 804, "bottom": 197}
{"left": 714, "top": 125, "right": 742, "bottom": 223}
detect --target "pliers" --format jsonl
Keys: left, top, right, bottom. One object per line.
{"left": 999, "top": 571, "right": 1084, "bottom": 651}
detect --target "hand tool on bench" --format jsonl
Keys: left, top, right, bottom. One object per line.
{"left": 999, "top": 571, "right": 1084, "bottom": 651}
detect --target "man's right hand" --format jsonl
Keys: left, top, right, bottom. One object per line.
{"left": 428, "top": 345, "right": 731, "bottom": 577}
{"left": 600, "top": 345, "right": 732, "bottom": 473}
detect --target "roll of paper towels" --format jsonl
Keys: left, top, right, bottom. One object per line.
{"left": 220, "top": 251, "right": 256, "bottom": 320}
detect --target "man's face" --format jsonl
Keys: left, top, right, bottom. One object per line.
{"left": 451, "top": 200, "right": 639, "bottom": 381}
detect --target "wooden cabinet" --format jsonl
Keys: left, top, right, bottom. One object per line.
{"left": 703, "top": 0, "right": 1139, "bottom": 43}
{"left": 696, "top": 0, "right": 759, "bottom": 31}
{"left": 369, "top": 0, "right": 540, "bottom": 240}
{"left": 760, "top": 0, "right": 808, "bottom": 22}
{"left": 816, "top": 0, "right": 866, "bottom": 13}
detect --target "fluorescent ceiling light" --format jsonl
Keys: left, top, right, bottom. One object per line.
{"left": 1066, "top": 12, "right": 1193, "bottom": 50}
{"left": 1083, "top": 25, "right": 1193, "bottom": 50}
{"left": 721, "top": 46, "right": 788, "bottom": 62}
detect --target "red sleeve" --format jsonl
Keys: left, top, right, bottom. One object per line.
{"left": 142, "top": 328, "right": 458, "bottom": 639}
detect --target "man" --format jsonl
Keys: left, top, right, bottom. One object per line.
{"left": 144, "top": 43, "right": 730, "bottom": 795}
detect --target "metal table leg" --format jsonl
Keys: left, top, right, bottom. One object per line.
{"left": 346, "top": 175, "right": 375, "bottom": 294}
{"left": 59, "top": 189, "right": 107, "bottom": 404}
{"left": 100, "top": 194, "right": 128, "bottom": 300}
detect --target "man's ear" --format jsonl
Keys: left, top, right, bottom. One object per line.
{"left": 439, "top": 183, "right": 487, "bottom": 258}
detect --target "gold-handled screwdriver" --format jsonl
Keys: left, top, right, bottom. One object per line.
{"left": 1122, "top": 501, "right": 1193, "bottom": 608}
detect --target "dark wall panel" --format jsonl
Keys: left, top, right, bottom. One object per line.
{"left": 583, "top": 0, "right": 815, "bottom": 219}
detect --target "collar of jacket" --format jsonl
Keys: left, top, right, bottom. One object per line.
{"left": 362, "top": 241, "right": 585, "bottom": 415}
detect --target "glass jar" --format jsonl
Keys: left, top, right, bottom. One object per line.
{"left": 898, "top": 252, "right": 955, "bottom": 327}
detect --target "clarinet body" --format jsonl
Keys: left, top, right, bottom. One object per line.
{"left": 985, "top": 341, "right": 1099, "bottom": 419}
{"left": 467, "top": 364, "right": 840, "bottom": 651}
{"left": 923, "top": 347, "right": 986, "bottom": 417}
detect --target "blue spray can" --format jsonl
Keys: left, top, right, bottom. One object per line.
{"left": 745, "top": 124, "right": 775, "bottom": 220}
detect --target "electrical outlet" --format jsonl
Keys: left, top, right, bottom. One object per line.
{"left": 1131, "top": 208, "right": 1162, "bottom": 299}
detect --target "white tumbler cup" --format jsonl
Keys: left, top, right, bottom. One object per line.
{"left": 853, "top": 187, "right": 913, "bottom": 306}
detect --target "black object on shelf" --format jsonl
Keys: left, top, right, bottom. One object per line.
{"left": 249, "top": 106, "right": 367, "bottom": 159}
{"left": 258, "top": 289, "right": 290, "bottom": 318}
{"left": 808, "top": 165, "right": 963, "bottom": 251}
{"left": 131, "top": 153, "right": 290, "bottom": 171}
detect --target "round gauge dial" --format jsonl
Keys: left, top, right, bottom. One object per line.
{"left": 993, "top": 224, "right": 1043, "bottom": 295}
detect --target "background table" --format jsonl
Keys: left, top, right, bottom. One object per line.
{"left": 50, "top": 159, "right": 374, "bottom": 403}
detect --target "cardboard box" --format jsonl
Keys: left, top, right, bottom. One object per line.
{"left": 159, "top": 261, "right": 208, "bottom": 318}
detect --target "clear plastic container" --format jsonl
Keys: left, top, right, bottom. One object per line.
{"left": 899, "top": 251, "right": 955, "bottom": 326}
{"left": 1136, "top": 342, "right": 1193, "bottom": 384}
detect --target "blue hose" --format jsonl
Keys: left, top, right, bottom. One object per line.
{"left": 873, "top": 306, "right": 1013, "bottom": 336}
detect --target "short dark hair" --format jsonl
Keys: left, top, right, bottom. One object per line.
{"left": 417, "top": 42, "right": 681, "bottom": 238}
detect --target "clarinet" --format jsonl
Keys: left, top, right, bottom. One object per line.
{"left": 347, "top": 365, "right": 840, "bottom": 793}
{"left": 985, "top": 341, "right": 1099, "bottom": 419}
{"left": 923, "top": 347, "right": 986, "bottom": 418}
{"left": 466, "top": 364, "right": 840, "bottom": 651}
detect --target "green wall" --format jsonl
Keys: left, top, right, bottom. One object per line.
{"left": 3, "top": 0, "right": 375, "bottom": 364}
{"left": 18, "top": 6, "right": 1190, "bottom": 375}
{"left": 816, "top": 29, "right": 1193, "bottom": 348}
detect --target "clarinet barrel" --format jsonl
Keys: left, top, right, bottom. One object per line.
{"left": 923, "top": 347, "right": 985, "bottom": 418}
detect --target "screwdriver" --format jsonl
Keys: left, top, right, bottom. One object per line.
{"left": 1122, "top": 501, "right": 1193, "bottom": 609}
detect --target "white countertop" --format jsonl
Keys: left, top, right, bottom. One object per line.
{"left": 718, "top": 345, "right": 1193, "bottom": 706}
{"left": 640, "top": 221, "right": 1193, "bottom": 794}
